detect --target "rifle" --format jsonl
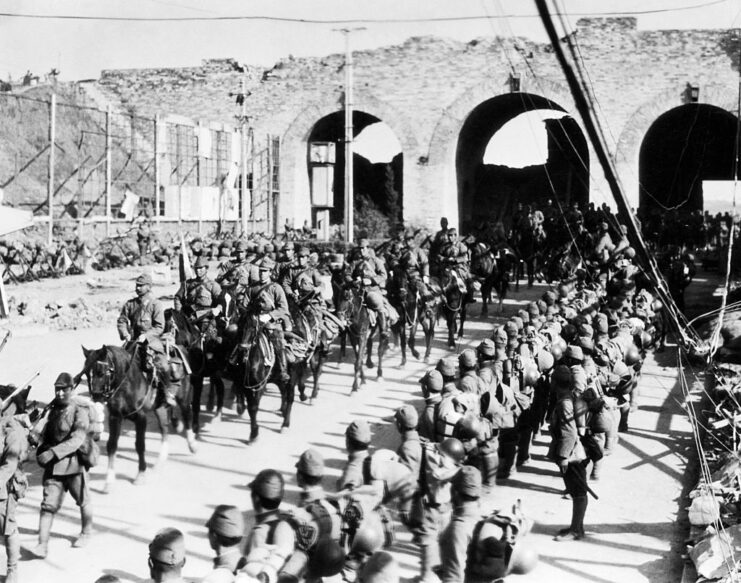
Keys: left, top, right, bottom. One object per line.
{"left": 0, "top": 371, "right": 40, "bottom": 412}
{"left": 0, "top": 330, "right": 10, "bottom": 355}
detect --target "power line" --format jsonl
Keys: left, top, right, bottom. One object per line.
{"left": 0, "top": 0, "right": 731, "bottom": 24}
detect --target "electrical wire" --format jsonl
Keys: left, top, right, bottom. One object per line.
{"left": 0, "top": 1, "right": 731, "bottom": 23}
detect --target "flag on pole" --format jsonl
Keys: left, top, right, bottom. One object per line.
{"left": 178, "top": 233, "right": 193, "bottom": 283}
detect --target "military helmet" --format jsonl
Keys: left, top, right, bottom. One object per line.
{"left": 350, "top": 513, "right": 385, "bottom": 554}
{"left": 458, "top": 349, "right": 477, "bottom": 369}
{"left": 249, "top": 469, "right": 285, "bottom": 501}
{"left": 439, "top": 437, "right": 466, "bottom": 464}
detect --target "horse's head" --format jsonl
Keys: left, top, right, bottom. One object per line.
{"left": 84, "top": 346, "right": 116, "bottom": 402}
{"left": 0, "top": 384, "right": 32, "bottom": 418}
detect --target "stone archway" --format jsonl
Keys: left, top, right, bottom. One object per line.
{"left": 280, "top": 89, "right": 418, "bottom": 232}
{"left": 615, "top": 84, "right": 739, "bottom": 210}
{"left": 424, "top": 77, "right": 590, "bottom": 229}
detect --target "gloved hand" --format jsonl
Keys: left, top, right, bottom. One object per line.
{"left": 363, "top": 277, "right": 372, "bottom": 286}
{"left": 121, "top": 333, "right": 131, "bottom": 343}
{"left": 136, "top": 333, "right": 146, "bottom": 343}
{"left": 37, "top": 449, "right": 56, "bottom": 466}
{"left": 558, "top": 459, "right": 569, "bottom": 474}
{"left": 259, "top": 314, "right": 271, "bottom": 323}
{"left": 211, "top": 305, "right": 223, "bottom": 317}
{"left": 423, "top": 275, "right": 430, "bottom": 284}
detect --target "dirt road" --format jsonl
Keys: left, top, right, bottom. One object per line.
{"left": 0, "top": 273, "right": 712, "bottom": 583}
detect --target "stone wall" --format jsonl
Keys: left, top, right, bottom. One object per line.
{"left": 92, "top": 19, "right": 741, "bottom": 231}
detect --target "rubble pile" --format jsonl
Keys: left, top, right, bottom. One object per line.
{"left": 5, "top": 295, "right": 120, "bottom": 330}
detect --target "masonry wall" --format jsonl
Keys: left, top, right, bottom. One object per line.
{"left": 95, "top": 19, "right": 741, "bottom": 231}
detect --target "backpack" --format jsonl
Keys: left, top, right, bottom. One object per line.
{"left": 465, "top": 500, "right": 533, "bottom": 580}
{"left": 361, "top": 449, "right": 416, "bottom": 505}
{"left": 73, "top": 396, "right": 102, "bottom": 470}
{"left": 433, "top": 396, "right": 464, "bottom": 441}
{"left": 418, "top": 441, "right": 458, "bottom": 506}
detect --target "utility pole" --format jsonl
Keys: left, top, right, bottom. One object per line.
{"left": 230, "top": 73, "right": 251, "bottom": 236}
{"left": 47, "top": 93, "right": 56, "bottom": 245}
{"left": 335, "top": 27, "right": 365, "bottom": 244}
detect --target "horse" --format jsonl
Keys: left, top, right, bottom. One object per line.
{"left": 512, "top": 220, "right": 546, "bottom": 288}
{"left": 470, "top": 242, "right": 518, "bottom": 316}
{"left": 440, "top": 270, "right": 467, "bottom": 350}
{"left": 228, "top": 313, "right": 291, "bottom": 442}
{"left": 387, "top": 267, "right": 436, "bottom": 365}
{"left": 336, "top": 285, "right": 388, "bottom": 392}
{"left": 77, "top": 341, "right": 195, "bottom": 492}
{"left": 166, "top": 309, "right": 236, "bottom": 434}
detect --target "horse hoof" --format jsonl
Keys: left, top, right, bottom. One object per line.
{"left": 211, "top": 412, "right": 222, "bottom": 424}
{"left": 280, "top": 426, "right": 288, "bottom": 434}
{"left": 299, "top": 393, "right": 308, "bottom": 402}
{"left": 448, "top": 343, "right": 456, "bottom": 350}
{"left": 424, "top": 356, "right": 431, "bottom": 364}
{"left": 398, "top": 362, "right": 406, "bottom": 370}
{"left": 376, "top": 376, "right": 384, "bottom": 382}
{"left": 175, "top": 420, "right": 184, "bottom": 433}
{"left": 133, "top": 473, "right": 147, "bottom": 486}
{"left": 102, "top": 482, "right": 112, "bottom": 495}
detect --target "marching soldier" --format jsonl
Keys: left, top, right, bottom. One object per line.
{"left": 31, "top": 373, "right": 93, "bottom": 559}
{"left": 117, "top": 273, "right": 165, "bottom": 347}
{"left": 203, "top": 505, "right": 245, "bottom": 582}
{"left": 338, "top": 420, "right": 372, "bottom": 491}
{"left": 148, "top": 527, "right": 187, "bottom": 583}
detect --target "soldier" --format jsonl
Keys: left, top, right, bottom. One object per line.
{"left": 117, "top": 273, "right": 165, "bottom": 347}
{"left": 439, "top": 465, "right": 482, "bottom": 583}
{"left": 203, "top": 505, "right": 245, "bottom": 582}
{"left": 399, "top": 230, "right": 432, "bottom": 300}
{"left": 295, "top": 448, "right": 343, "bottom": 544}
{"left": 31, "top": 373, "right": 92, "bottom": 559}
{"left": 136, "top": 218, "right": 152, "bottom": 263}
{"left": 0, "top": 408, "right": 29, "bottom": 583}
{"left": 345, "top": 239, "right": 389, "bottom": 339}
{"left": 458, "top": 349, "right": 484, "bottom": 395}
{"left": 337, "top": 420, "right": 372, "bottom": 492}
{"left": 174, "top": 256, "right": 223, "bottom": 329}
{"left": 429, "top": 217, "right": 450, "bottom": 278}
{"left": 245, "top": 257, "right": 292, "bottom": 383}
{"left": 394, "top": 405, "right": 422, "bottom": 528}
{"left": 359, "top": 551, "right": 400, "bottom": 583}
{"left": 548, "top": 365, "right": 589, "bottom": 541}
{"left": 436, "top": 228, "right": 470, "bottom": 297}
{"left": 217, "top": 240, "right": 250, "bottom": 293}
{"left": 419, "top": 370, "right": 444, "bottom": 442}
{"left": 148, "top": 527, "right": 187, "bottom": 583}
{"left": 241, "top": 469, "right": 296, "bottom": 582}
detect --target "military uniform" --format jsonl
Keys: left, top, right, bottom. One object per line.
{"left": 0, "top": 416, "right": 28, "bottom": 583}
{"left": 399, "top": 237, "right": 430, "bottom": 297}
{"left": 440, "top": 466, "right": 481, "bottom": 583}
{"left": 338, "top": 421, "right": 372, "bottom": 491}
{"left": 203, "top": 505, "right": 246, "bottom": 583}
{"left": 148, "top": 527, "right": 187, "bottom": 583}
{"left": 175, "top": 258, "right": 223, "bottom": 327}
{"left": 117, "top": 284, "right": 165, "bottom": 342}
{"left": 419, "top": 370, "right": 444, "bottom": 442}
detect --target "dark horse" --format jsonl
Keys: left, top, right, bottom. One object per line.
{"left": 440, "top": 271, "right": 467, "bottom": 350}
{"left": 77, "top": 341, "right": 196, "bottom": 493}
{"left": 335, "top": 286, "right": 388, "bottom": 392}
{"left": 388, "top": 267, "right": 436, "bottom": 365}
{"left": 470, "top": 242, "right": 518, "bottom": 316}
{"left": 230, "top": 314, "right": 292, "bottom": 442}
{"left": 513, "top": 220, "right": 546, "bottom": 288}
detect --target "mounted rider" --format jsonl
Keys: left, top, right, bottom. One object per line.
{"left": 429, "top": 217, "right": 450, "bottom": 277}
{"left": 117, "top": 273, "right": 165, "bottom": 349}
{"left": 216, "top": 240, "right": 250, "bottom": 296}
{"left": 174, "top": 256, "right": 224, "bottom": 338}
{"left": 278, "top": 246, "right": 333, "bottom": 353}
{"left": 345, "top": 238, "right": 390, "bottom": 339}
{"left": 245, "top": 256, "right": 293, "bottom": 383}
{"left": 398, "top": 230, "right": 433, "bottom": 301}
{"left": 436, "top": 228, "right": 472, "bottom": 301}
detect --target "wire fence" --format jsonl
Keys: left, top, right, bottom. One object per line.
{"left": 0, "top": 89, "right": 280, "bottom": 240}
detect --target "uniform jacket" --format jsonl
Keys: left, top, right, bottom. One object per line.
{"left": 246, "top": 282, "right": 290, "bottom": 323}
{"left": 243, "top": 509, "right": 296, "bottom": 582}
{"left": 279, "top": 264, "right": 322, "bottom": 299}
{"left": 117, "top": 292, "right": 165, "bottom": 340}
{"left": 419, "top": 395, "right": 441, "bottom": 442}
{"left": 217, "top": 260, "right": 250, "bottom": 289}
{"left": 437, "top": 241, "right": 469, "bottom": 267}
{"left": 337, "top": 450, "right": 369, "bottom": 491}
{"left": 39, "top": 401, "right": 89, "bottom": 476}
{"left": 0, "top": 418, "right": 26, "bottom": 501}
{"left": 440, "top": 501, "right": 480, "bottom": 583}
{"left": 175, "top": 276, "right": 222, "bottom": 315}
{"left": 396, "top": 429, "right": 423, "bottom": 479}
{"left": 548, "top": 396, "right": 585, "bottom": 464}
{"left": 400, "top": 246, "right": 429, "bottom": 279}
{"left": 346, "top": 254, "right": 387, "bottom": 289}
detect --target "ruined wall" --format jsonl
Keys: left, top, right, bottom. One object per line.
{"left": 93, "top": 19, "right": 741, "bottom": 230}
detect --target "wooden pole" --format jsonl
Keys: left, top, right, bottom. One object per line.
{"left": 240, "top": 76, "right": 249, "bottom": 236}
{"left": 47, "top": 93, "right": 56, "bottom": 245}
{"left": 154, "top": 115, "right": 161, "bottom": 224}
{"left": 105, "top": 104, "right": 112, "bottom": 237}
{"left": 343, "top": 31, "right": 354, "bottom": 244}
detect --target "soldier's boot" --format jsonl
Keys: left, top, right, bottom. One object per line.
{"left": 516, "top": 427, "right": 533, "bottom": 467}
{"left": 377, "top": 310, "right": 390, "bottom": 340}
{"left": 419, "top": 543, "right": 441, "bottom": 583}
{"left": 618, "top": 403, "right": 630, "bottom": 433}
{"left": 72, "top": 505, "right": 93, "bottom": 548}
{"left": 496, "top": 436, "right": 517, "bottom": 480}
{"left": 590, "top": 458, "right": 603, "bottom": 481}
{"left": 5, "top": 533, "right": 20, "bottom": 583}
{"left": 30, "top": 511, "right": 54, "bottom": 559}
{"left": 273, "top": 335, "right": 290, "bottom": 384}
{"left": 481, "top": 451, "right": 500, "bottom": 486}
{"left": 572, "top": 495, "right": 588, "bottom": 538}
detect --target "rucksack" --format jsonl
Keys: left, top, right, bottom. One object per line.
{"left": 418, "top": 441, "right": 458, "bottom": 506}
{"left": 361, "top": 449, "right": 416, "bottom": 505}
{"left": 73, "top": 396, "right": 102, "bottom": 470}
{"left": 434, "top": 396, "right": 464, "bottom": 441}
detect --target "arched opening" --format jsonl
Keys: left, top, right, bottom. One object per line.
{"left": 307, "top": 111, "right": 403, "bottom": 238}
{"left": 639, "top": 104, "right": 740, "bottom": 215}
{"left": 456, "top": 93, "right": 589, "bottom": 234}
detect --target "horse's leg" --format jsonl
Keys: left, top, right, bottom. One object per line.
{"left": 377, "top": 329, "right": 386, "bottom": 381}
{"left": 352, "top": 334, "right": 365, "bottom": 393}
{"left": 103, "top": 412, "right": 122, "bottom": 494}
{"left": 296, "top": 361, "right": 307, "bottom": 402}
{"left": 133, "top": 412, "right": 150, "bottom": 485}
{"left": 409, "top": 317, "right": 421, "bottom": 361}
{"left": 366, "top": 327, "right": 375, "bottom": 369}
{"left": 246, "top": 389, "right": 260, "bottom": 443}
{"left": 152, "top": 406, "right": 169, "bottom": 474}
{"left": 398, "top": 321, "right": 408, "bottom": 368}
{"left": 423, "top": 314, "right": 434, "bottom": 362}
{"left": 338, "top": 330, "right": 347, "bottom": 366}
{"left": 527, "top": 259, "right": 534, "bottom": 288}
{"left": 310, "top": 352, "right": 324, "bottom": 402}
{"left": 179, "top": 377, "right": 197, "bottom": 452}
{"left": 280, "top": 379, "right": 294, "bottom": 432}
{"left": 190, "top": 374, "right": 203, "bottom": 435}
{"left": 481, "top": 280, "right": 491, "bottom": 317}
{"left": 210, "top": 376, "right": 224, "bottom": 423}
{"left": 447, "top": 311, "right": 456, "bottom": 349}
{"left": 458, "top": 304, "right": 467, "bottom": 339}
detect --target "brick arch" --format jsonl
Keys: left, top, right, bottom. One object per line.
{"left": 615, "top": 84, "right": 739, "bottom": 209}
{"left": 424, "top": 77, "right": 589, "bottom": 228}
{"left": 279, "top": 89, "right": 419, "bottom": 229}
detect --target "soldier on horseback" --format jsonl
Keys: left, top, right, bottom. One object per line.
{"left": 117, "top": 273, "right": 165, "bottom": 347}
{"left": 399, "top": 230, "right": 433, "bottom": 301}
{"left": 436, "top": 228, "right": 473, "bottom": 302}
{"left": 245, "top": 256, "right": 293, "bottom": 383}
{"left": 345, "top": 238, "right": 390, "bottom": 339}
{"left": 174, "top": 256, "right": 223, "bottom": 335}
{"left": 216, "top": 240, "right": 250, "bottom": 293}
{"left": 429, "top": 217, "right": 450, "bottom": 277}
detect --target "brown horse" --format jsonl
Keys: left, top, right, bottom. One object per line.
{"left": 388, "top": 267, "right": 436, "bottom": 365}
{"left": 77, "top": 341, "right": 195, "bottom": 492}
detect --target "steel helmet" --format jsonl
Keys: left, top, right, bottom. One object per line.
{"left": 624, "top": 344, "right": 642, "bottom": 366}
{"left": 522, "top": 364, "right": 541, "bottom": 387}
{"left": 455, "top": 414, "right": 483, "bottom": 440}
{"left": 507, "top": 542, "right": 539, "bottom": 575}
{"left": 439, "top": 437, "right": 466, "bottom": 464}
{"left": 350, "top": 512, "right": 385, "bottom": 554}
